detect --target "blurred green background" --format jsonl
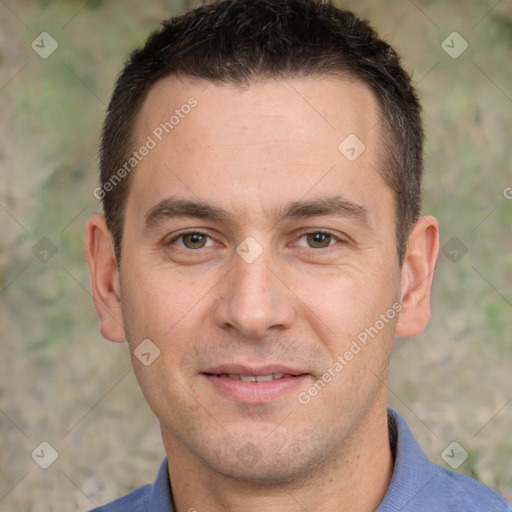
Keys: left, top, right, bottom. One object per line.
{"left": 1, "top": 0, "right": 511, "bottom": 510}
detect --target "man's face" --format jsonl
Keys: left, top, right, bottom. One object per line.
{"left": 117, "top": 76, "right": 402, "bottom": 482}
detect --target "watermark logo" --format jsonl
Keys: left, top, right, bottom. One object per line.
{"left": 134, "top": 339, "right": 161, "bottom": 366}
{"left": 31, "top": 32, "right": 58, "bottom": 59}
{"left": 441, "top": 32, "right": 468, "bottom": 59}
{"left": 236, "top": 442, "right": 262, "bottom": 467}
{"left": 338, "top": 134, "right": 366, "bottom": 161}
{"left": 442, "top": 236, "right": 468, "bottom": 263}
{"left": 298, "top": 302, "right": 402, "bottom": 404}
{"left": 32, "top": 237, "right": 58, "bottom": 263}
{"left": 93, "top": 97, "right": 198, "bottom": 200}
{"left": 31, "top": 441, "right": 59, "bottom": 469}
{"left": 441, "top": 441, "right": 468, "bottom": 469}
{"left": 236, "top": 236, "right": 263, "bottom": 264}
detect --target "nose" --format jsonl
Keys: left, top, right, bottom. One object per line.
{"left": 213, "top": 252, "right": 296, "bottom": 339}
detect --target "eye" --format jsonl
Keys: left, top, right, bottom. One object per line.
{"left": 169, "top": 231, "right": 216, "bottom": 249}
{"left": 296, "top": 232, "right": 338, "bottom": 249}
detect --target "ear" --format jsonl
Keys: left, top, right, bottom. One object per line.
{"left": 85, "top": 214, "right": 126, "bottom": 343}
{"left": 396, "top": 215, "right": 440, "bottom": 338}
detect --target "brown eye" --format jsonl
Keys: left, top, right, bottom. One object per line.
{"left": 306, "top": 232, "right": 333, "bottom": 248}
{"left": 182, "top": 233, "right": 208, "bottom": 249}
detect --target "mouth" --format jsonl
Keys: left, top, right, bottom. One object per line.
{"left": 205, "top": 372, "right": 300, "bottom": 382}
{"left": 201, "top": 365, "right": 310, "bottom": 403}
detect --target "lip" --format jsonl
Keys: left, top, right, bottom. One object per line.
{"left": 202, "top": 364, "right": 306, "bottom": 376}
{"left": 201, "top": 364, "right": 311, "bottom": 403}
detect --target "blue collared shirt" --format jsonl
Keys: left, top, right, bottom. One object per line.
{"left": 90, "top": 409, "right": 511, "bottom": 511}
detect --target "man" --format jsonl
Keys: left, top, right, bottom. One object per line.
{"left": 85, "top": 0, "right": 511, "bottom": 510}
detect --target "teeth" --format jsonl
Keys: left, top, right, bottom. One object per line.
{"left": 256, "top": 375, "right": 273, "bottom": 382}
{"left": 220, "top": 373, "right": 290, "bottom": 381}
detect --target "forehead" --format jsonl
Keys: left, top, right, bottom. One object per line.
{"left": 137, "top": 74, "right": 381, "bottom": 153}
{"left": 128, "top": 75, "right": 388, "bottom": 222}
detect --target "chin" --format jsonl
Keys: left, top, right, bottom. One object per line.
{"left": 195, "top": 434, "right": 329, "bottom": 487}
{"left": 215, "top": 459, "right": 308, "bottom": 486}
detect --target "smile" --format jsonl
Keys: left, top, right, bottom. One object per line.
{"left": 201, "top": 369, "right": 309, "bottom": 403}
{"left": 208, "top": 373, "right": 298, "bottom": 382}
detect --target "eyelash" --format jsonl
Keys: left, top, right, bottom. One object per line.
{"left": 165, "top": 230, "right": 344, "bottom": 249}
{"left": 166, "top": 230, "right": 218, "bottom": 248}
{"left": 294, "top": 230, "right": 341, "bottom": 248}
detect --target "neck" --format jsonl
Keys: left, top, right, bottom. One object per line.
{"left": 163, "top": 398, "right": 393, "bottom": 512}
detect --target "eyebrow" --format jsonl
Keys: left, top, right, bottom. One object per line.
{"left": 279, "top": 195, "right": 369, "bottom": 224}
{"left": 145, "top": 197, "right": 229, "bottom": 228}
{"left": 144, "top": 195, "right": 369, "bottom": 228}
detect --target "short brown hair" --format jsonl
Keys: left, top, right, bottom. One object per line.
{"left": 99, "top": 0, "right": 423, "bottom": 264}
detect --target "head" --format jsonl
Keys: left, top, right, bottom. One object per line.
{"left": 86, "top": 0, "right": 438, "bottom": 489}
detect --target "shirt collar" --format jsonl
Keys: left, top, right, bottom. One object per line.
{"left": 376, "top": 408, "right": 442, "bottom": 510}
{"left": 146, "top": 458, "right": 174, "bottom": 511}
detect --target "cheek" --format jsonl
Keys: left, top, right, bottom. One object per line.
{"left": 120, "top": 268, "right": 204, "bottom": 410}
{"left": 119, "top": 259, "right": 216, "bottom": 360}
{"left": 294, "top": 263, "right": 400, "bottom": 350}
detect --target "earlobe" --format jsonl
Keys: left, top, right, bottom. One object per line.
{"left": 85, "top": 214, "right": 126, "bottom": 343}
{"left": 396, "top": 215, "right": 440, "bottom": 338}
